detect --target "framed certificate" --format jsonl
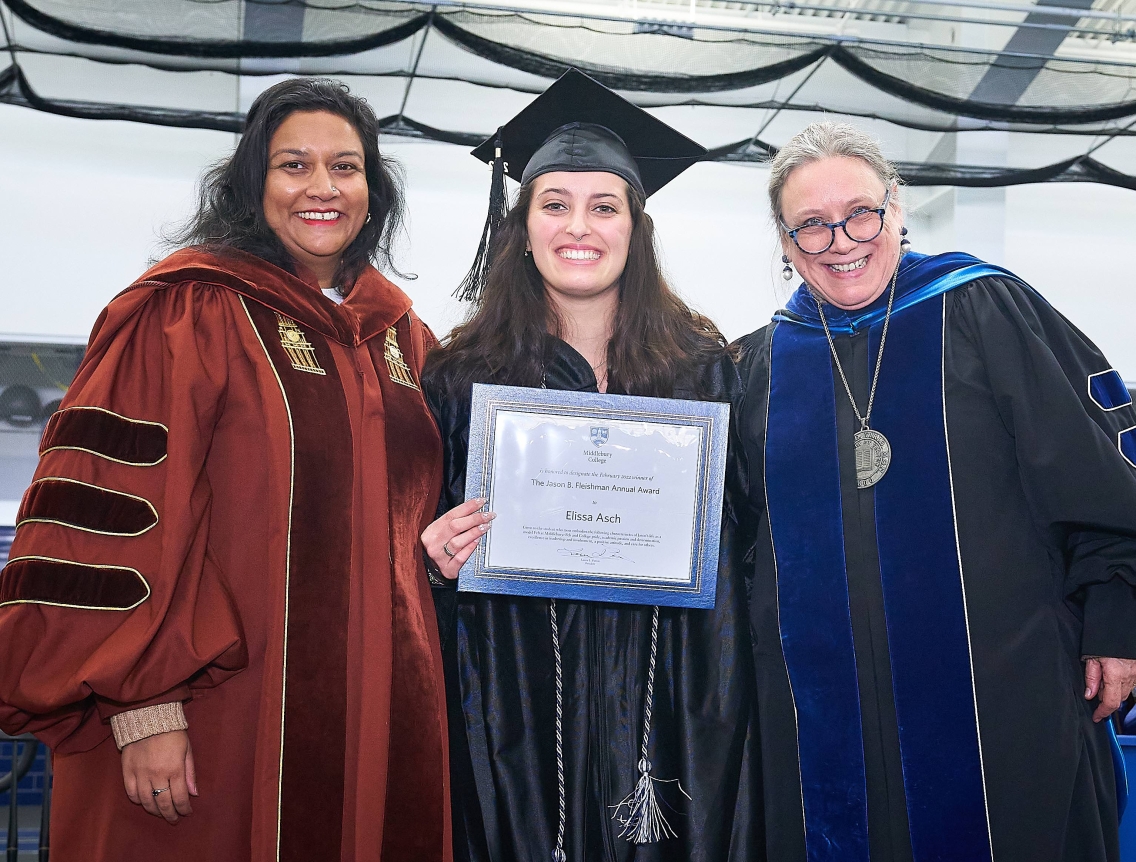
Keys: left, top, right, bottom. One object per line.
{"left": 458, "top": 383, "right": 729, "bottom": 608}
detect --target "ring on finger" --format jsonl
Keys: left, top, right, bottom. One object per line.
{"left": 442, "top": 541, "right": 456, "bottom": 559}
{"left": 152, "top": 787, "right": 170, "bottom": 797}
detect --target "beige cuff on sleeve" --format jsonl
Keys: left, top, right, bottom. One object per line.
{"left": 109, "top": 702, "right": 188, "bottom": 750}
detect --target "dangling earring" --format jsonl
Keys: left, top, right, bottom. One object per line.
{"left": 900, "top": 226, "right": 911, "bottom": 252}
{"left": 781, "top": 254, "right": 794, "bottom": 282}
{"left": 365, "top": 213, "right": 372, "bottom": 224}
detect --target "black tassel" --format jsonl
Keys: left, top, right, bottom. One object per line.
{"left": 455, "top": 128, "right": 508, "bottom": 302}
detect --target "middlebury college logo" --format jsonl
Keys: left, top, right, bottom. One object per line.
{"left": 590, "top": 426, "right": 609, "bottom": 446}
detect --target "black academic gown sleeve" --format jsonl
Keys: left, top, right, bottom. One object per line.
{"left": 951, "top": 277, "right": 1136, "bottom": 659}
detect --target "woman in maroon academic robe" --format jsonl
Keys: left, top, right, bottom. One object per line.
{"left": 0, "top": 78, "right": 451, "bottom": 862}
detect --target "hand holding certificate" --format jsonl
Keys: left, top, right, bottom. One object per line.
{"left": 458, "top": 384, "right": 729, "bottom": 608}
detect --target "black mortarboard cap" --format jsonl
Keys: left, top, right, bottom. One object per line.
{"left": 470, "top": 69, "right": 706, "bottom": 197}
{"left": 456, "top": 69, "right": 707, "bottom": 301}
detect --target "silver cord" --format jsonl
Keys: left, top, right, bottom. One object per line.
{"left": 639, "top": 606, "right": 660, "bottom": 767}
{"left": 550, "top": 598, "right": 567, "bottom": 862}
{"left": 814, "top": 260, "right": 900, "bottom": 432}
{"left": 612, "top": 604, "right": 686, "bottom": 843}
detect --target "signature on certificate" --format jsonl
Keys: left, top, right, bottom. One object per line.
{"left": 556, "top": 546, "right": 635, "bottom": 564}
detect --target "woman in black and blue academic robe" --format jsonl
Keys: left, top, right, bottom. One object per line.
{"left": 418, "top": 70, "right": 761, "bottom": 862}
{"left": 734, "top": 121, "right": 1136, "bottom": 862}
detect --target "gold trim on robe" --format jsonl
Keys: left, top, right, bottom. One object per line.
{"left": 384, "top": 326, "right": 420, "bottom": 390}
{"left": 276, "top": 314, "right": 325, "bottom": 376}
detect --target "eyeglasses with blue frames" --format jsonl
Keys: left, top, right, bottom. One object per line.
{"left": 779, "top": 189, "right": 891, "bottom": 255}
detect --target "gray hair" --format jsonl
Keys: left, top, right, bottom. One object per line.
{"left": 768, "top": 122, "right": 901, "bottom": 228}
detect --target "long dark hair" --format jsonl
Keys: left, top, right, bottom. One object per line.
{"left": 170, "top": 77, "right": 406, "bottom": 286}
{"left": 428, "top": 180, "right": 727, "bottom": 399}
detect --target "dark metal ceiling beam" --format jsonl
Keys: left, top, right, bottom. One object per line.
{"left": 242, "top": 0, "right": 305, "bottom": 42}
{"left": 967, "top": 0, "right": 1096, "bottom": 105}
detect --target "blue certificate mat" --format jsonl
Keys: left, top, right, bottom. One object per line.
{"left": 458, "top": 384, "right": 728, "bottom": 608}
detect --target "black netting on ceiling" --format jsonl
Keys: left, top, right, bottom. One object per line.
{"left": 430, "top": 10, "right": 825, "bottom": 83}
{"left": 6, "top": 44, "right": 1136, "bottom": 137}
{"left": 8, "top": 0, "right": 1136, "bottom": 124}
{"left": 710, "top": 136, "right": 1136, "bottom": 189}
{"left": 827, "top": 48, "right": 1136, "bottom": 124}
{"left": 5, "top": 60, "right": 1135, "bottom": 192}
{"left": 0, "top": 63, "right": 243, "bottom": 129}
{"left": 4, "top": 0, "right": 428, "bottom": 57}
{"left": 5, "top": 0, "right": 1136, "bottom": 189}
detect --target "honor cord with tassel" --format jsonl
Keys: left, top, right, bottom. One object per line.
{"left": 612, "top": 606, "right": 689, "bottom": 843}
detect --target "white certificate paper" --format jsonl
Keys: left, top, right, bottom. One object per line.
{"left": 458, "top": 385, "right": 728, "bottom": 608}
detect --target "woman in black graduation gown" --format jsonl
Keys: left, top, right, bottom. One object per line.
{"left": 735, "top": 120, "right": 1136, "bottom": 862}
{"left": 419, "top": 70, "right": 761, "bottom": 862}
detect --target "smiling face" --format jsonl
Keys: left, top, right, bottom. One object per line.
{"left": 779, "top": 155, "right": 903, "bottom": 311}
{"left": 262, "top": 110, "right": 369, "bottom": 288}
{"left": 525, "top": 171, "right": 634, "bottom": 308}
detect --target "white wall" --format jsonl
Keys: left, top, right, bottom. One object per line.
{"left": 0, "top": 104, "right": 785, "bottom": 347}
{"left": 910, "top": 183, "right": 1136, "bottom": 374}
{"left": 0, "top": 106, "right": 236, "bottom": 340}
{"left": 1, "top": 103, "right": 1133, "bottom": 377}
{"left": 1004, "top": 183, "right": 1136, "bottom": 370}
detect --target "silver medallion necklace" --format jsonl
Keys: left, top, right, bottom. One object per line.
{"left": 814, "top": 262, "right": 899, "bottom": 489}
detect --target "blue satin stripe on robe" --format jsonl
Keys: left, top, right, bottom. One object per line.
{"left": 1089, "top": 370, "right": 1133, "bottom": 411}
{"left": 871, "top": 295, "right": 992, "bottom": 861}
{"left": 1111, "top": 722, "right": 1129, "bottom": 820}
{"left": 1120, "top": 428, "right": 1136, "bottom": 468}
{"left": 765, "top": 252, "right": 1018, "bottom": 861}
{"left": 773, "top": 251, "right": 1017, "bottom": 334}
{"left": 766, "top": 322, "right": 871, "bottom": 862}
